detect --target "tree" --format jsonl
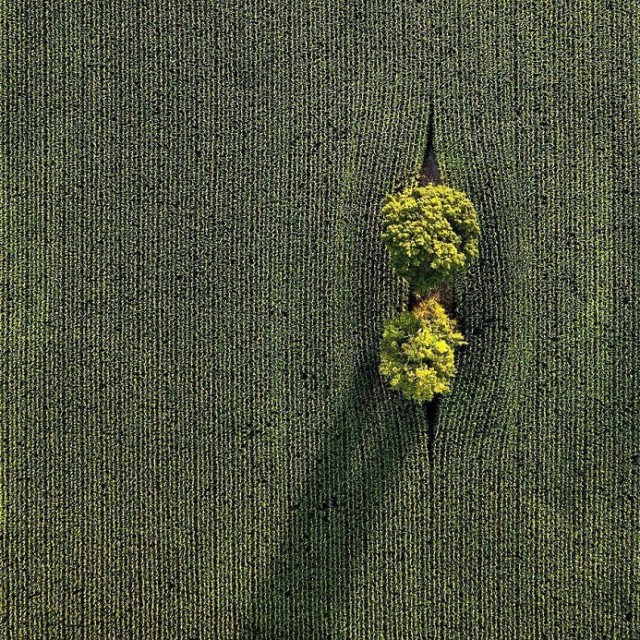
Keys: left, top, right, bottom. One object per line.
{"left": 381, "top": 184, "right": 480, "bottom": 292}
{"left": 379, "top": 298, "right": 465, "bottom": 403}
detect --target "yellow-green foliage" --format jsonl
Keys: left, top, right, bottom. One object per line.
{"left": 381, "top": 184, "right": 480, "bottom": 292}
{"left": 379, "top": 298, "right": 465, "bottom": 403}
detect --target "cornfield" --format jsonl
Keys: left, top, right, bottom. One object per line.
{"left": 2, "top": 1, "right": 638, "bottom": 638}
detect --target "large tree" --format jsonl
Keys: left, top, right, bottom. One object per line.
{"left": 381, "top": 184, "right": 480, "bottom": 292}
{"left": 379, "top": 298, "right": 465, "bottom": 403}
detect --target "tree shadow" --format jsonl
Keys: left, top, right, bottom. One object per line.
{"left": 239, "top": 344, "right": 429, "bottom": 638}
{"left": 238, "top": 103, "right": 447, "bottom": 638}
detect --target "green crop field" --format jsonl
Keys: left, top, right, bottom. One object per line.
{"left": 3, "top": 1, "right": 639, "bottom": 638}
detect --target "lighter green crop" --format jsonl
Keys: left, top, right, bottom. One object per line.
{"left": 379, "top": 298, "right": 465, "bottom": 403}
{"left": 381, "top": 184, "right": 480, "bottom": 292}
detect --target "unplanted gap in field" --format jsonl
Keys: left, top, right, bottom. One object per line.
{"left": 416, "top": 99, "right": 442, "bottom": 469}
{"left": 418, "top": 99, "right": 440, "bottom": 187}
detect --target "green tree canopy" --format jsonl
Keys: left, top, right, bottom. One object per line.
{"left": 381, "top": 184, "right": 480, "bottom": 292}
{"left": 379, "top": 298, "right": 465, "bottom": 403}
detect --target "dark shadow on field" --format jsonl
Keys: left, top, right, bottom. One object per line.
{"left": 238, "top": 104, "right": 446, "bottom": 639}
{"left": 239, "top": 346, "right": 427, "bottom": 638}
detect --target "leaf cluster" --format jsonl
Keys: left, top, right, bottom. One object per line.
{"left": 381, "top": 184, "right": 480, "bottom": 292}
{"left": 379, "top": 298, "right": 465, "bottom": 403}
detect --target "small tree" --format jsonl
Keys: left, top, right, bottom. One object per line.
{"left": 381, "top": 184, "right": 480, "bottom": 292}
{"left": 379, "top": 298, "right": 465, "bottom": 403}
